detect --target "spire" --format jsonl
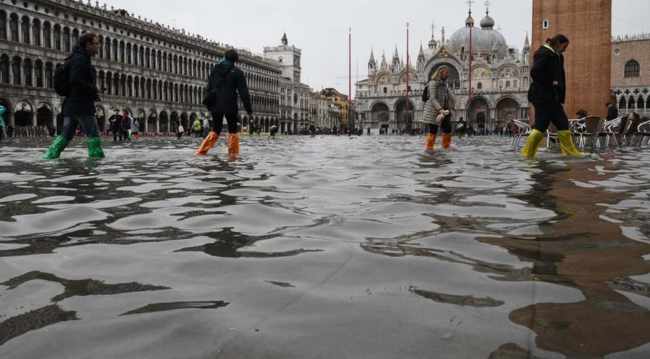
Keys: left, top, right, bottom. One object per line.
{"left": 441, "top": 26, "right": 446, "bottom": 45}
{"left": 418, "top": 43, "right": 425, "bottom": 58}
{"left": 393, "top": 45, "right": 400, "bottom": 60}
{"left": 281, "top": 33, "right": 288, "bottom": 46}
{"left": 466, "top": 0, "right": 475, "bottom": 27}
{"left": 369, "top": 49, "right": 376, "bottom": 65}
{"left": 380, "top": 51, "right": 388, "bottom": 70}
{"left": 428, "top": 22, "right": 438, "bottom": 49}
{"left": 524, "top": 32, "right": 530, "bottom": 49}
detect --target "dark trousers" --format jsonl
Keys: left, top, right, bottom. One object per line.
{"left": 211, "top": 112, "right": 239, "bottom": 134}
{"left": 533, "top": 102, "right": 569, "bottom": 132}
{"left": 429, "top": 115, "right": 452, "bottom": 135}
{"left": 62, "top": 115, "right": 100, "bottom": 141}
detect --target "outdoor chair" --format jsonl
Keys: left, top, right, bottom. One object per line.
{"left": 511, "top": 119, "right": 531, "bottom": 151}
{"left": 602, "top": 117, "right": 624, "bottom": 148}
{"left": 638, "top": 120, "right": 650, "bottom": 148}
{"left": 577, "top": 116, "right": 606, "bottom": 151}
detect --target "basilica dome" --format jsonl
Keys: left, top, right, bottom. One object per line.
{"left": 447, "top": 12, "right": 509, "bottom": 60}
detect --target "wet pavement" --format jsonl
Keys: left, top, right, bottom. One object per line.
{"left": 0, "top": 136, "right": 649, "bottom": 358}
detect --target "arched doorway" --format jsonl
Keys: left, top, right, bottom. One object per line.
{"left": 94, "top": 105, "right": 106, "bottom": 133}
{"left": 14, "top": 101, "right": 33, "bottom": 127}
{"left": 467, "top": 97, "right": 490, "bottom": 135}
{"left": 496, "top": 98, "right": 520, "bottom": 132}
{"left": 180, "top": 112, "right": 189, "bottom": 133}
{"left": 147, "top": 110, "right": 157, "bottom": 134}
{"left": 170, "top": 112, "right": 179, "bottom": 133}
{"left": 159, "top": 111, "right": 169, "bottom": 133}
{"left": 394, "top": 98, "right": 415, "bottom": 134}
{"left": 37, "top": 104, "right": 54, "bottom": 135}
{"left": 371, "top": 102, "right": 390, "bottom": 134}
{"left": 428, "top": 63, "right": 461, "bottom": 89}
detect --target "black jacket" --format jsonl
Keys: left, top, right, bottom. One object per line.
{"left": 607, "top": 104, "right": 619, "bottom": 121}
{"left": 206, "top": 61, "right": 252, "bottom": 114}
{"left": 62, "top": 46, "right": 99, "bottom": 117}
{"left": 528, "top": 45, "right": 566, "bottom": 105}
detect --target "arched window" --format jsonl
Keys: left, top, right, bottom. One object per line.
{"left": 112, "top": 39, "right": 118, "bottom": 62}
{"left": 72, "top": 28, "right": 79, "bottom": 47}
{"left": 477, "top": 82, "right": 482, "bottom": 90}
{"left": 162, "top": 52, "right": 167, "bottom": 72}
{"left": 119, "top": 41, "right": 125, "bottom": 63}
{"left": 139, "top": 47, "right": 144, "bottom": 66}
{"left": 43, "top": 22, "right": 51, "bottom": 48}
{"left": 0, "top": 11, "right": 7, "bottom": 40}
{"left": 127, "top": 76, "right": 133, "bottom": 97}
{"left": 625, "top": 60, "right": 640, "bottom": 78}
{"left": 23, "top": 58, "right": 32, "bottom": 86}
{"left": 35, "top": 60, "right": 43, "bottom": 87}
{"left": 21, "top": 16, "right": 30, "bottom": 44}
{"left": 132, "top": 44, "right": 138, "bottom": 66}
{"left": 97, "top": 71, "right": 104, "bottom": 93}
{"left": 134, "top": 77, "right": 140, "bottom": 98}
{"left": 151, "top": 50, "right": 156, "bottom": 70}
{"left": 45, "top": 62, "right": 53, "bottom": 88}
{"left": 63, "top": 27, "right": 71, "bottom": 52}
{"left": 104, "top": 37, "right": 111, "bottom": 60}
{"left": 628, "top": 97, "right": 636, "bottom": 109}
{"left": 32, "top": 19, "right": 41, "bottom": 47}
{"left": 105, "top": 71, "right": 112, "bottom": 94}
{"left": 145, "top": 48, "right": 150, "bottom": 69}
{"left": 53, "top": 24, "right": 60, "bottom": 50}
{"left": 0, "top": 55, "right": 9, "bottom": 83}
{"left": 158, "top": 81, "right": 162, "bottom": 100}
{"left": 12, "top": 56, "right": 21, "bottom": 85}
{"left": 638, "top": 97, "right": 645, "bottom": 110}
{"left": 126, "top": 43, "right": 132, "bottom": 64}
{"left": 113, "top": 73, "right": 119, "bottom": 96}
{"left": 120, "top": 74, "right": 126, "bottom": 97}
{"left": 10, "top": 13, "right": 19, "bottom": 42}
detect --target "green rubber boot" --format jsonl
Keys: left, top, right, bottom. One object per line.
{"left": 43, "top": 136, "right": 69, "bottom": 160}
{"left": 87, "top": 137, "right": 105, "bottom": 159}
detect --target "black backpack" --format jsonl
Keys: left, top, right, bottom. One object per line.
{"left": 53, "top": 62, "right": 71, "bottom": 97}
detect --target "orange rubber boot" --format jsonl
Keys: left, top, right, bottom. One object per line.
{"left": 228, "top": 133, "right": 240, "bottom": 160}
{"left": 442, "top": 134, "right": 452, "bottom": 149}
{"left": 196, "top": 131, "right": 219, "bottom": 156}
{"left": 425, "top": 134, "right": 436, "bottom": 152}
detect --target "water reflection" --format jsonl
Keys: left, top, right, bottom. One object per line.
{"left": 0, "top": 137, "right": 649, "bottom": 358}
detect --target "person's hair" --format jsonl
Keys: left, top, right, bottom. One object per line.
{"left": 79, "top": 32, "right": 99, "bottom": 50}
{"left": 546, "top": 34, "right": 570, "bottom": 48}
{"left": 430, "top": 65, "right": 449, "bottom": 81}
{"left": 225, "top": 49, "right": 239, "bottom": 63}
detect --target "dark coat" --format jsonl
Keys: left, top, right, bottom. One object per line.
{"left": 528, "top": 45, "right": 566, "bottom": 105}
{"left": 206, "top": 61, "right": 252, "bottom": 114}
{"left": 62, "top": 46, "right": 99, "bottom": 117}
{"left": 607, "top": 104, "right": 619, "bottom": 121}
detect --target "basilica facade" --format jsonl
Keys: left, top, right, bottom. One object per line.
{"left": 0, "top": 0, "right": 283, "bottom": 136}
{"left": 355, "top": 8, "right": 531, "bottom": 135}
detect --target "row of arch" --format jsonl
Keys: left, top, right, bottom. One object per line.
{"left": 0, "top": 97, "right": 292, "bottom": 134}
{"left": 617, "top": 94, "right": 650, "bottom": 112}
{"left": 0, "top": 10, "right": 279, "bottom": 92}
{"left": 0, "top": 53, "right": 280, "bottom": 114}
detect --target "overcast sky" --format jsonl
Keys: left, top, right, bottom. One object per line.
{"left": 106, "top": 0, "right": 650, "bottom": 94}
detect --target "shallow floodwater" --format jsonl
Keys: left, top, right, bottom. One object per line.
{"left": 1, "top": 136, "right": 650, "bottom": 358}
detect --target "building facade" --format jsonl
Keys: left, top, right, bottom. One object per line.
{"left": 0, "top": 0, "right": 281, "bottom": 137}
{"left": 532, "top": 0, "right": 612, "bottom": 118}
{"left": 355, "top": 7, "right": 531, "bottom": 135}
{"left": 612, "top": 35, "right": 650, "bottom": 117}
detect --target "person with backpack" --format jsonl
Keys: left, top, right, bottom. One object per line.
{"left": 108, "top": 110, "right": 123, "bottom": 142}
{"left": 44, "top": 33, "right": 104, "bottom": 160}
{"left": 196, "top": 49, "right": 253, "bottom": 159}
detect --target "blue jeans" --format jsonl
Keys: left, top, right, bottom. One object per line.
{"left": 62, "top": 115, "right": 100, "bottom": 141}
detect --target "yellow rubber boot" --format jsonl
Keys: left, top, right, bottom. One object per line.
{"left": 442, "top": 134, "right": 452, "bottom": 149}
{"left": 196, "top": 131, "right": 219, "bottom": 156}
{"left": 228, "top": 133, "right": 240, "bottom": 160}
{"left": 425, "top": 134, "right": 435, "bottom": 152}
{"left": 558, "top": 130, "right": 584, "bottom": 158}
{"left": 521, "top": 129, "right": 545, "bottom": 159}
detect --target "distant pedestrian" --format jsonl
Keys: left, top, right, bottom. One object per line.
{"left": 121, "top": 111, "right": 131, "bottom": 142}
{"left": 177, "top": 124, "right": 184, "bottom": 139}
{"left": 44, "top": 32, "right": 104, "bottom": 160}
{"left": 0, "top": 104, "right": 7, "bottom": 141}
{"left": 108, "top": 110, "right": 122, "bottom": 142}
{"left": 132, "top": 118, "right": 140, "bottom": 140}
{"left": 196, "top": 49, "right": 253, "bottom": 159}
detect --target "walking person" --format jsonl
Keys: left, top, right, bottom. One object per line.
{"left": 121, "top": 111, "right": 131, "bottom": 142}
{"left": 0, "top": 105, "right": 7, "bottom": 141}
{"left": 521, "top": 34, "right": 582, "bottom": 159}
{"left": 177, "top": 123, "right": 184, "bottom": 140}
{"left": 108, "top": 110, "right": 122, "bottom": 142}
{"left": 422, "top": 65, "right": 455, "bottom": 153}
{"left": 132, "top": 117, "right": 140, "bottom": 140}
{"left": 44, "top": 33, "right": 104, "bottom": 160}
{"left": 196, "top": 49, "right": 253, "bottom": 159}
